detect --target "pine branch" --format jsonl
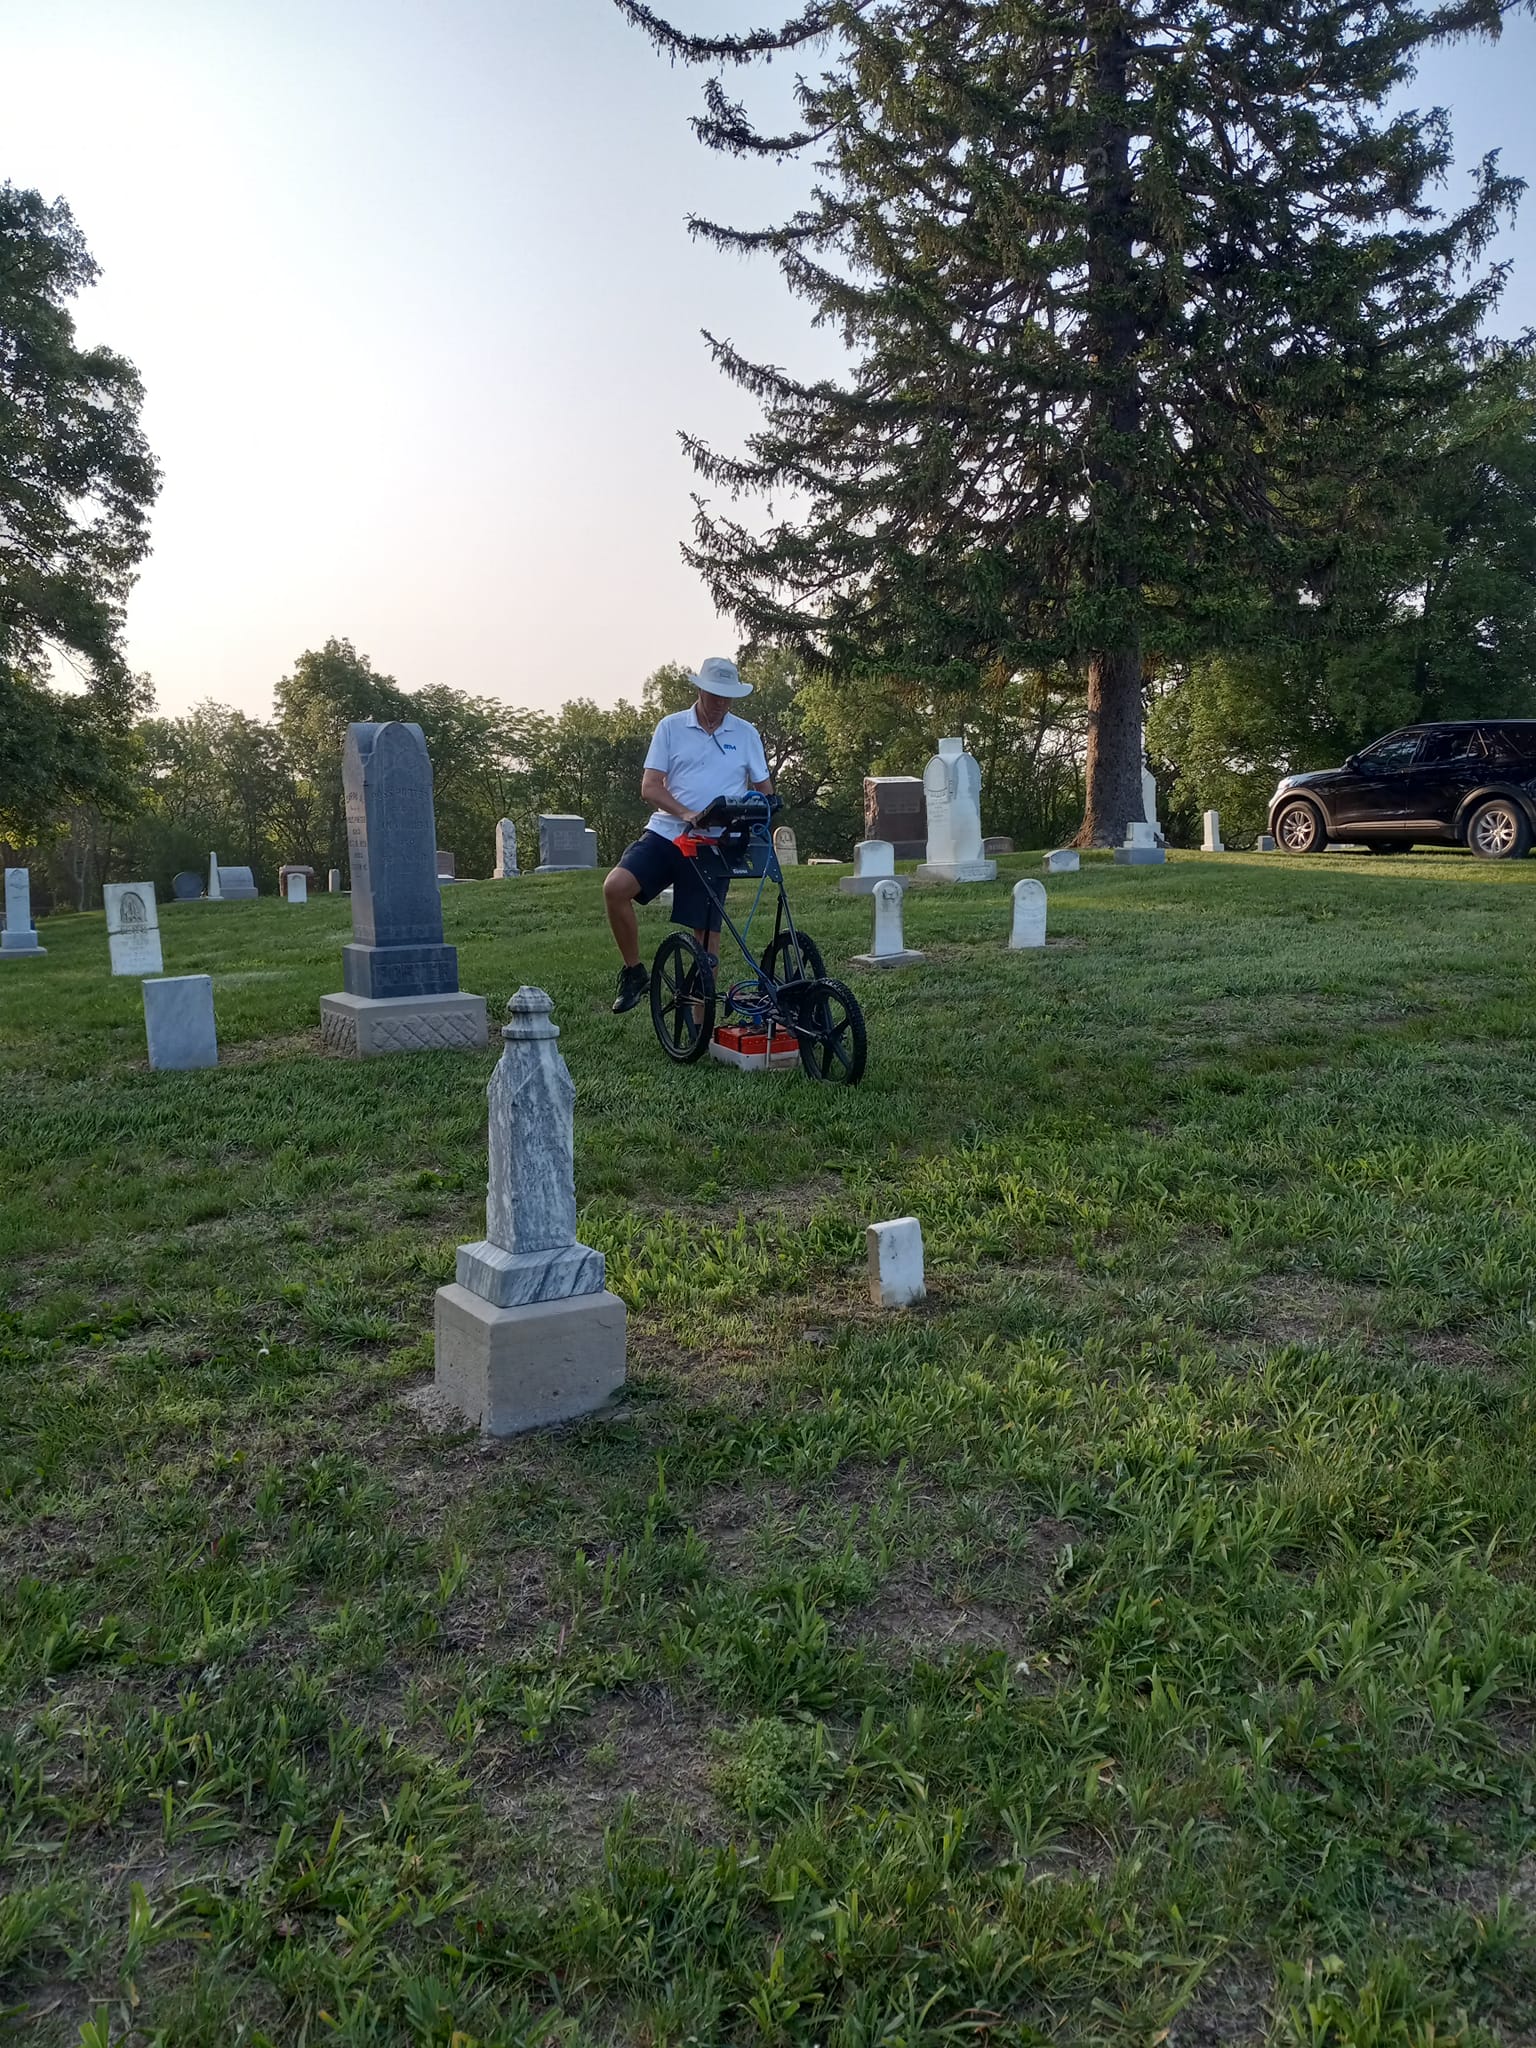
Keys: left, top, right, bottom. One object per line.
{"left": 609, "top": 0, "right": 858, "bottom": 65}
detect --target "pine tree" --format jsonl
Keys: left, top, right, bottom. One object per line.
{"left": 616, "top": 0, "right": 1522, "bottom": 841}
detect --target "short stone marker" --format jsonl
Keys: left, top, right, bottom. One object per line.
{"left": 288, "top": 872, "right": 308, "bottom": 904}
{"left": 494, "top": 818, "right": 519, "bottom": 878}
{"left": 852, "top": 876, "right": 924, "bottom": 970}
{"left": 143, "top": 975, "right": 217, "bottom": 1071}
{"left": 536, "top": 815, "right": 597, "bottom": 873}
{"left": 863, "top": 775, "right": 926, "bottom": 859}
{"left": 1, "top": 868, "right": 45, "bottom": 957}
{"left": 278, "top": 863, "right": 315, "bottom": 898}
{"left": 1043, "top": 848, "right": 1080, "bottom": 873}
{"left": 1202, "top": 809, "right": 1223, "bottom": 853}
{"left": 215, "top": 863, "right": 259, "bottom": 899}
{"left": 207, "top": 852, "right": 221, "bottom": 901}
{"left": 1115, "top": 820, "right": 1167, "bottom": 867}
{"left": 436, "top": 849, "right": 456, "bottom": 883}
{"left": 1142, "top": 761, "right": 1167, "bottom": 845}
{"left": 172, "top": 871, "right": 202, "bottom": 900}
{"left": 329, "top": 868, "right": 343, "bottom": 892}
{"left": 1257, "top": 834, "right": 1277, "bottom": 853}
{"left": 434, "top": 987, "right": 626, "bottom": 1434}
{"left": 319, "top": 721, "right": 488, "bottom": 1056}
{"left": 104, "top": 882, "right": 163, "bottom": 976}
{"left": 839, "top": 838, "right": 902, "bottom": 895}
{"left": 983, "top": 836, "right": 1015, "bottom": 857}
{"left": 868, "top": 1217, "right": 925, "bottom": 1308}
{"left": 917, "top": 738, "right": 996, "bottom": 882}
{"left": 1009, "top": 878, "right": 1047, "bottom": 949}
{"left": 773, "top": 825, "right": 799, "bottom": 866}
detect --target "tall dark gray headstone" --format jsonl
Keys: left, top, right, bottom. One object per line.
{"left": 864, "top": 777, "right": 927, "bottom": 861}
{"left": 321, "top": 722, "right": 487, "bottom": 1056}
{"left": 342, "top": 722, "right": 459, "bottom": 999}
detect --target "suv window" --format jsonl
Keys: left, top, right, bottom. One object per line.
{"left": 1416, "top": 728, "right": 1485, "bottom": 767}
{"left": 1482, "top": 724, "right": 1536, "bottom": 768}
{"left": 1357, "top": 733, "right": 1422, "bottom": 773}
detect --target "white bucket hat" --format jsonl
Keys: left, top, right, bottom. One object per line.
{"left": 692, "top": 655, "right": 753, "bottom": 699}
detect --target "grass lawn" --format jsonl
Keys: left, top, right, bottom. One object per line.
{"left": 3, "top": 849, "right": 1536, "bottom": 2047}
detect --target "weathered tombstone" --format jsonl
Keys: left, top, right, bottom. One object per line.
{"left": 216, "top": 865, "right": 259, "bottom": 900}
{"left": 839, "top": 838, "right": 902, "bottom": 895}
{"left": 535, "top": 815, "right": 597, "bottom": 874}
{"left": 434, "top": 987, "right": 626, "bottom": 1434}
{"left": 278, "top": 863, "right": 315, "bottom": 899}
{"left": 852, "top": 876, "right": 925, "bottom": 971}
{"left": 104, "top": 883, "right": 163, "bottom": 976}
{"left": 171, "top": 871, "right": 202, "bottom": 900}
{"left": 1115, "top": 819, "right": 1167, "bottom": 867}
{"left": 143, "top": 975, "right": 217, "bottom": 1070}
{"left": 1043, "top": 848, "right": 1080, "bottom": 873}
{"left": 1009, "top": 878, "right": 1047, "bottom": 950}
{"left": 863, "top": 775, "right": 927, "bottom": 859}
{"left": 917, "top": 739, "right": 996, "bottom": 882}
{"left": 1, "top": 868, "right": 45, "bottom": 957}
{"left": 1142, "top": 762, "right": 1166, "bottom": 844}
{"left": 982, "top": 836, "right": 1015, "bottom": 857}
{"left": 1202, "top": 809, "right": 1223, "bottom": 853}
{"left": 772, "top": 825, "right": 799, "bottom": 867}
{"left": 436, "top": 850, "right": 456, "bottom": 883}
{"left": 207, "top": 853, "right": 222, "bottom": 901}
{"left": 1256, "top": 834, "right": 1277, "bottom": 853}
{"left": 329, "top": 868, "right": 343, "bottom": 892}
{"left": 867, "top": 1217, "right": 925, "bottom": 1308}
{"left": 494, "top": 819, "right": 519, "bottom": 878}
{"left": 318, "top": 721, "right": 488, "bottom": 1057}
{"left": 288, "top": 873, "right": 308, "bottom": 905}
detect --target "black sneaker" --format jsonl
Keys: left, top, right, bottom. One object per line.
{"left": 612, "top": 962, "right": 649, "bottom": 1014}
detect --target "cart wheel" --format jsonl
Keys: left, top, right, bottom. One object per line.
{"left": 650, "top": 932, "right": 717, "bottom": 1063}
{"left": 760, "top": 930, "right": 826, "bottom": 986}
{"left": 789, "top": 976, "right": 867, "bottom": 1085}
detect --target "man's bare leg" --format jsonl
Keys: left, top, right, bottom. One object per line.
{"left": 604, "top": 867, "right": 644, "bottom": 967}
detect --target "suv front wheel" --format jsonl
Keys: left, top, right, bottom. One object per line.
{"left": 1466, "top": 798, "right": 1531, "bottom": 860}
{"left": 1274, "top": 798, "right": 1326, "bottom": 853}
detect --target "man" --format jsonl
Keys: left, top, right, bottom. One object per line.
{"left": 604, "top": 655, "right": 773, "bottom": 1013}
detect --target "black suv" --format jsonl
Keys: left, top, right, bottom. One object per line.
{"left": 1268, "top": 722, "right": 1536, "bottom": 859}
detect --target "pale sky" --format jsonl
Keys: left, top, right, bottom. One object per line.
{"left": 6, "top": 0, "right": 1534, "bottom": 722}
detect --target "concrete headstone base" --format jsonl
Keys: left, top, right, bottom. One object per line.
{"left": 433, "top": 1284, "right": 627, "bottom": 1435}
{"left": 915, "top": 859, "right": 997, "bottom": 884}
{"left": 1114, "top": 846, "right": 1167, "bottom": 866}
{"left": 850, "top": 948, "right": 925, "bottom": 971}
{"left": 1, "top": 933, "right": 45, "bottom": 956}
{"left": 319, "top": 990, "right": 488, "bottom": 1057}
{"left": 838, "top": 874, "right": 909, "bottom": 896}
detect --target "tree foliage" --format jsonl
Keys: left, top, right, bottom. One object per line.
{"left": 0, "top": 184, "right": 160, "bottom": 842}
{"left": 616, "top": 0, "right": 1523, "bottom": 839}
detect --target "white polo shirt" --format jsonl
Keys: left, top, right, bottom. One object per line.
{"left": 644, "top": 706, "right": 771, "bottom": 841}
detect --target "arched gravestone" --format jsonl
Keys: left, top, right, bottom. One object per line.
{"left": 320, "top": 721, "right": 487, "bottom": 1056}
{"left": 172, "top": 872, "right": 202, "bottom": 900}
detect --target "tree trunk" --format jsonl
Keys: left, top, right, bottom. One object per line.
{"left": 1078, "top": 639, "right": 1145, "bottom": 844}
{"left": 1074, "top": 0, "right": 1143, "bottom": 848}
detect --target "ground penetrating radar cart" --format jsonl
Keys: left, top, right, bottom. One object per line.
{"left": 649, "top": 794, "right": 867, "bottom": 1084}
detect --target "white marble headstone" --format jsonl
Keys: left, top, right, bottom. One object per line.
{"left": 495, "top": 818, "right": 519, "bottom": 878}
{"left": 1009, "top": 878, "right": 1047, "bottom": 950}
{"left": 1, "top": 867, "right": 45, "bottom": 956}
{"left": 1043, "top": 848, "right": 1080, "bottom": 873}
{"left": 1202, "top": 809, "right": 1223, "bottom": 853}
{"left": 867, "top": 1217, "right": 925, "bottom": 1307}
{"left": 917, "top": 739, "right": 995, "bottom": 882}
{"left": 772, "top": 826, "right": 798, "bottom": 867}
{"left": 288, "top": 872, "right": 308, "bottom": 904}
{"left": 207, "top": 853, "right": 222, "bottom": 901}
{"left": 854, "top": 840, "right": 895, "bottom": 878}
{"left": 852, "top": 876, "right": 924, "bottom": 970}
{"left": 105, "top": 883, "right": 163, "bottom": 976}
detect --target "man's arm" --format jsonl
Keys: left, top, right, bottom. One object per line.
{"left": 640, "top": 767, "right": 698, "bottom": 826}
{"left": 752, "top": 777, "right": 772, "bottom": 795}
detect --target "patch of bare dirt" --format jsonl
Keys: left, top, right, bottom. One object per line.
{"left": 478, "top": 1685, "right": 725, "bottom": 1882}
{"left": 1246, "top": 1274, "right": 1384, "bottom": 1350}
{"left": 1169, "top": 1960, "right": 1273, "bottom": 2046}
{"left": 840, "top": 1515, "right": 1077, "bottom": 1661}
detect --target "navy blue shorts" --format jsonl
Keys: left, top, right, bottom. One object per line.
{"left": 618, "top": 829, "right": 731, "bottom": 934}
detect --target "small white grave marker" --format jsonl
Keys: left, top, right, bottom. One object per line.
{"left": 1, "top": 868, "right": 45, "bottom": 957}
{"left": 288, "top": 872, "right": 308, "bottom": 904}
{"left": 104, "top": 883, "right": 163, "bottom": 976}
{"left": 1043, "top": 848, "right": 1080, "bottom": 873}
{"left": 773, "top": 826, "right": 799, "bottom": 867}
{"left": 852, "top": 877, "right": 924, "bottom": 970}
{"left": 1202, "top": 809, "right": 1223, "bottom": 852}
{"left": 1009, "top": 878, "right": 1047, "bottom": 949}
{"left": 867, "top": 1218, "right": 925, "bottom": 1308}
{"left": 1257, "top": 834, "right": 1276, "bottom": 852}
{"left": 329, "top": 868, "right": 343, "bottom": 891}
{"left": 840, "top": 838, "right": 901, "bottom": 894}
{"left": 144, "top": 975, "right": 217, "bottom": 1070}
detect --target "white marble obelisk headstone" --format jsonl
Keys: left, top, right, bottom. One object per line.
{"left": 852, "top": 876, "right": 924, "bottom": 970}
{"left": 495, "top": 819, "right": 519, "bottom": 878}
{"left": 1202, "top": 809, "right": 1223, "bottom": 852}
{"left": 1, "top": 868, "right": 45, "bottom": 956}
{"left": 917, "top": 739, "right": 995, "bottom": 882}
{"left": 207, "top": 853, "right": 222, "bottom": 901}
{"left": 1009, "top": 879, "right": 1047, "bottom": 949}
{"left": 434, "top": 987, "right": 627, "bottom": 1434}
